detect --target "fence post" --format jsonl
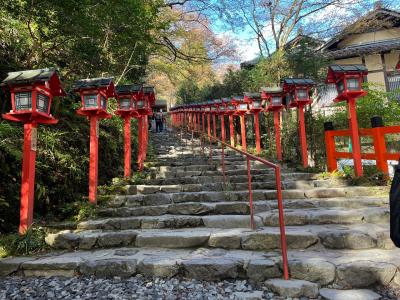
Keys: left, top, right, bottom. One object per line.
{"left": 371, "top": 116, "right": 389, "bottom": 174}
{"left": 324, "top": 121, "right": 338, "bottom": 172}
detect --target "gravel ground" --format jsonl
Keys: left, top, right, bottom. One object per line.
{"left": 0, "top": 275, "right": 302, "bottom": 300}
{"left": 0, "top": 275, "right": 397, "bottom": 300}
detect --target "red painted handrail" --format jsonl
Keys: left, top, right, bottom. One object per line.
{"left": 175, "top": 121, "right": 289, "bottom": 281}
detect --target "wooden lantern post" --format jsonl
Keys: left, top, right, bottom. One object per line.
{"left": 138, "top": 85, "right": 155, "bottom": 171}
{"left": 232, "top": 95, "right": 249, "bottom": 151}
{"left": 282, "top": 78, "right": 315, "bottom": 168}
{"left": 74, "top": 77, "right": 115, "bottom": 204}
{"left": 2, "top": 68, "right": 66, "bottom": 234}
{"left": 245, "top": 92, "right": 263, "bottom": 155}
{"left": 261, "top": 87, "right": 284, "bottom": 161}
{"left": 222, "top": 98, "right": 236, "bottom": 147}
{"left": 115, "top": 84, "right": 142, "bottom": 178}
{"left": 326, "top": 64, "right": 368, "bottom": 177}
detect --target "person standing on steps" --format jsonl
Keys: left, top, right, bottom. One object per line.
{"left": 391, "top": 160, "right": 400, "bottom": 247}
{"left": 155, "top": 109, "right": 163, "bottom": 133}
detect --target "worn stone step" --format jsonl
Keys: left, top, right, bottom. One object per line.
{"left": 259, "top": 207, "right": 389, "bottom": 226}
{"left": 3, "top": 246, "right": 400, "bottom": 289}
{"left": 47, "top": 222, "right": 392, "bottom": 251}
{"left": 98, "top": 201, "right": 270, "bottom": 218}
{"left": 98, "top": 197, "right": 386, "bottom": 219}
{"left": 99, "top": 196, "right": 386, "bottom": 218}
{"left": 109, "top": 187, "right": 384, "bottom": 208}
{"left": 127, "top": 179, "right": 351, "bottom": 196}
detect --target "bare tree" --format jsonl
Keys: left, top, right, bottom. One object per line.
{"left": 212, "top": 0, "right": 371, "bottom": 55}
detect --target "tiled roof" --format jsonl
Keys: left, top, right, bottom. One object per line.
{"left": 3, "top": 68, "right": 58, "bottom": 84}
{"left": 325, "top": 39, "right": 400, "bottom": 59}
{"left": 73, "top": 77, "right": 114, "bottom": 90}
{"left": 329, "top": 64, "right": 368, "bottom": 72}
{"left": 261, "top": 87, "right": 283, "bottom": 93}
{"left": 282, "top": 78, "right": 315, "bottom": 85}
{"left": 116, "top": 84, "right": 142, "bottom": 94}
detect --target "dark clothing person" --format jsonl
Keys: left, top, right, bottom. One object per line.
{"left": 155, "top": 112, "right": 163, "bottom": 133}
{"left": 390, "top": 161, "right": 400, "bottom": 247}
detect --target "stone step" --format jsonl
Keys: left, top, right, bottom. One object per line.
{"left": 258, "top": 206, "right": 388, "bottom": 226}
{"left": 3, "top": 246, "right": 399, "bottom": 290}
{"left": 45, "top": 223, "right": 392, "bottom": 251}
{"left": 76, "top": 205, "right": 388, "bottom": 233}
{"left": 125, "top": 179, "right": 349, "bottom": 195}
{"left": 109, "top": 187, "right": 384, "bottom": 208}
{"left": 98, "top": 201, "right": 270, "bottom": 218}
{"left": 98, "top": 197, "right": 387, "bottom": 218}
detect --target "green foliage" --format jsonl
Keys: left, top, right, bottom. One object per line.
{"left": 0, "top": 227, "right": 48, "bottom": 257}
{"left": 56, "top": 201, "right": 96, "bottom": 223}
{"left": 0, "top": 0, "right": 165, "bottom": 82}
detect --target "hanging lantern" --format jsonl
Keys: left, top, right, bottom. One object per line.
{"left": 2, "top": 68, "right": 66, "bottom": 124}
{"left": 282, "top": 78, "right": 315, "bottom": 109}
{"left": 326, "top": 64, "right": 368, "bottom": 102}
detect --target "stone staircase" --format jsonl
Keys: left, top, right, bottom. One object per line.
{"left": 1, "top": 130, "right": 398, "bottom": 298}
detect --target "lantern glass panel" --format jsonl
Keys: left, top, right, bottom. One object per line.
{"left": 219, "top": 106, "right": 225, "bottom": 111}
{"left": 84, "top": 94, "right": 98, "bottom": 108}
{"left": 272, "top": 96, "right": 282, "bottom": 106}
{"left": 211, "top": 107, "right": 217, "bottom": 111}
{"left": 252, "top": 100, "right": 261, "bottom": 108}
{"left": 337, "top": 80, "right": 345, "bottom": 94}
{"left": 346, "top": 78, "right": 359, "bottom": 91}
{"left": 15, "top": 92, "right": 32, "bottom": 111}
{"left": 297, "top": 89, "right": 308, "bottom": 100}
{"left": 119, "top": 98, "right": 131, "bottom": 109}
{"left": 239, "top": 103, "right": 248, "bottom": 110}
{"left": 37, "top": 93, "right": 49, "bottom": 113}
{"left": 101, "top": 96, "right": 107, "bottom": 110}
{"left": 137, "top": 100, "right": 144, "bottom": 108}
{"left": 228, "top": 105, "right": 235, "bottom": 111}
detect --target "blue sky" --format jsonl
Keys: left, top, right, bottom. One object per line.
{"left": 202, "top": 0, "right": 400, "bottom": 63}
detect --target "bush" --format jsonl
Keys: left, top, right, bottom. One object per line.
{"left": 0, "top": 227, "right": 48, "bottom": 257}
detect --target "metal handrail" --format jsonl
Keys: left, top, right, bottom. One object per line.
{"left": 176, "top": 122, "right": 289, "bottom": 280}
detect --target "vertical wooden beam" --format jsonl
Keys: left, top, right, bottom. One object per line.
{"left": 19, "top": 122, "right": 37, "bottom": 234}
{"left": 89, "top": 115, "right": 99, "bottom": 203}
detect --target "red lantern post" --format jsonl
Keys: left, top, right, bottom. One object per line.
{"left": 210, "top": 100, "right": 218, "bottom": 139}
{"left": 74, "top": 77, "right": 115, "bottom": 204}
{"left": 326, "top": 64, "right": 368, "bottom": 177}
{"left": 115, "top": 84, "right": 142, "bottom": 178}
{"left": 214, "top": 99, "right": 226, "bottom": 142}
{"left": 206, "top": 102, "right": 212, "bottom": 138}
{"left": 245, "top": 92, "right": 263, "bottom": 154}
{"left": 2, "top": 68, "right": 66, "bottom": 234}
{"left": 222, "top": 98, "right": 236, "bottom": 147}
{"left": 138, "top": 85, "right": 155, "bottom": 171}
{"left": 282, "top": 78, "right": 315, "bottom": 168}
{"left": 232, "top": 95, "right": 249, "bottom": 151}
{"left": 261, "top": 87, "right": 284, "bottom": 161}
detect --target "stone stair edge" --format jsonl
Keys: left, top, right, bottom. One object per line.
{"left": 1, "top": 246, "right": 399, "bottom": 292}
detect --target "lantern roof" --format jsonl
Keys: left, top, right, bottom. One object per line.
{"left": 213, "top": 99, "right": 222, "bottom": 104}
{"left": 73, "top": 77, "right": 116, "bottom": 97}
{"left": 281, "top": 78, "right": 315, "bottom": 86}
{"left": 329, "top": 64, "right": 368, "bottom": 73}
{"left": 244, "top": 92, "right": 261, "bottom": 99}
{"left": 232, "top": 95, "right": 245, "bottom": 101}
{"left": 143, "top": 85, "right": 155, "bottom": 94}
{"left": 2, "top": 68, "right": 66, "bottom": 96}
{"left": 116, "top": 84, "right": 142, "bottom": 94}
{"left": 326, "top": 64, "right": 368, "bottom": 83}
{"left": 261, "top": 86, "right": 283, "bottom": 93}
{"left": 221, "top": 97, "right": 231, "bottom": 102}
